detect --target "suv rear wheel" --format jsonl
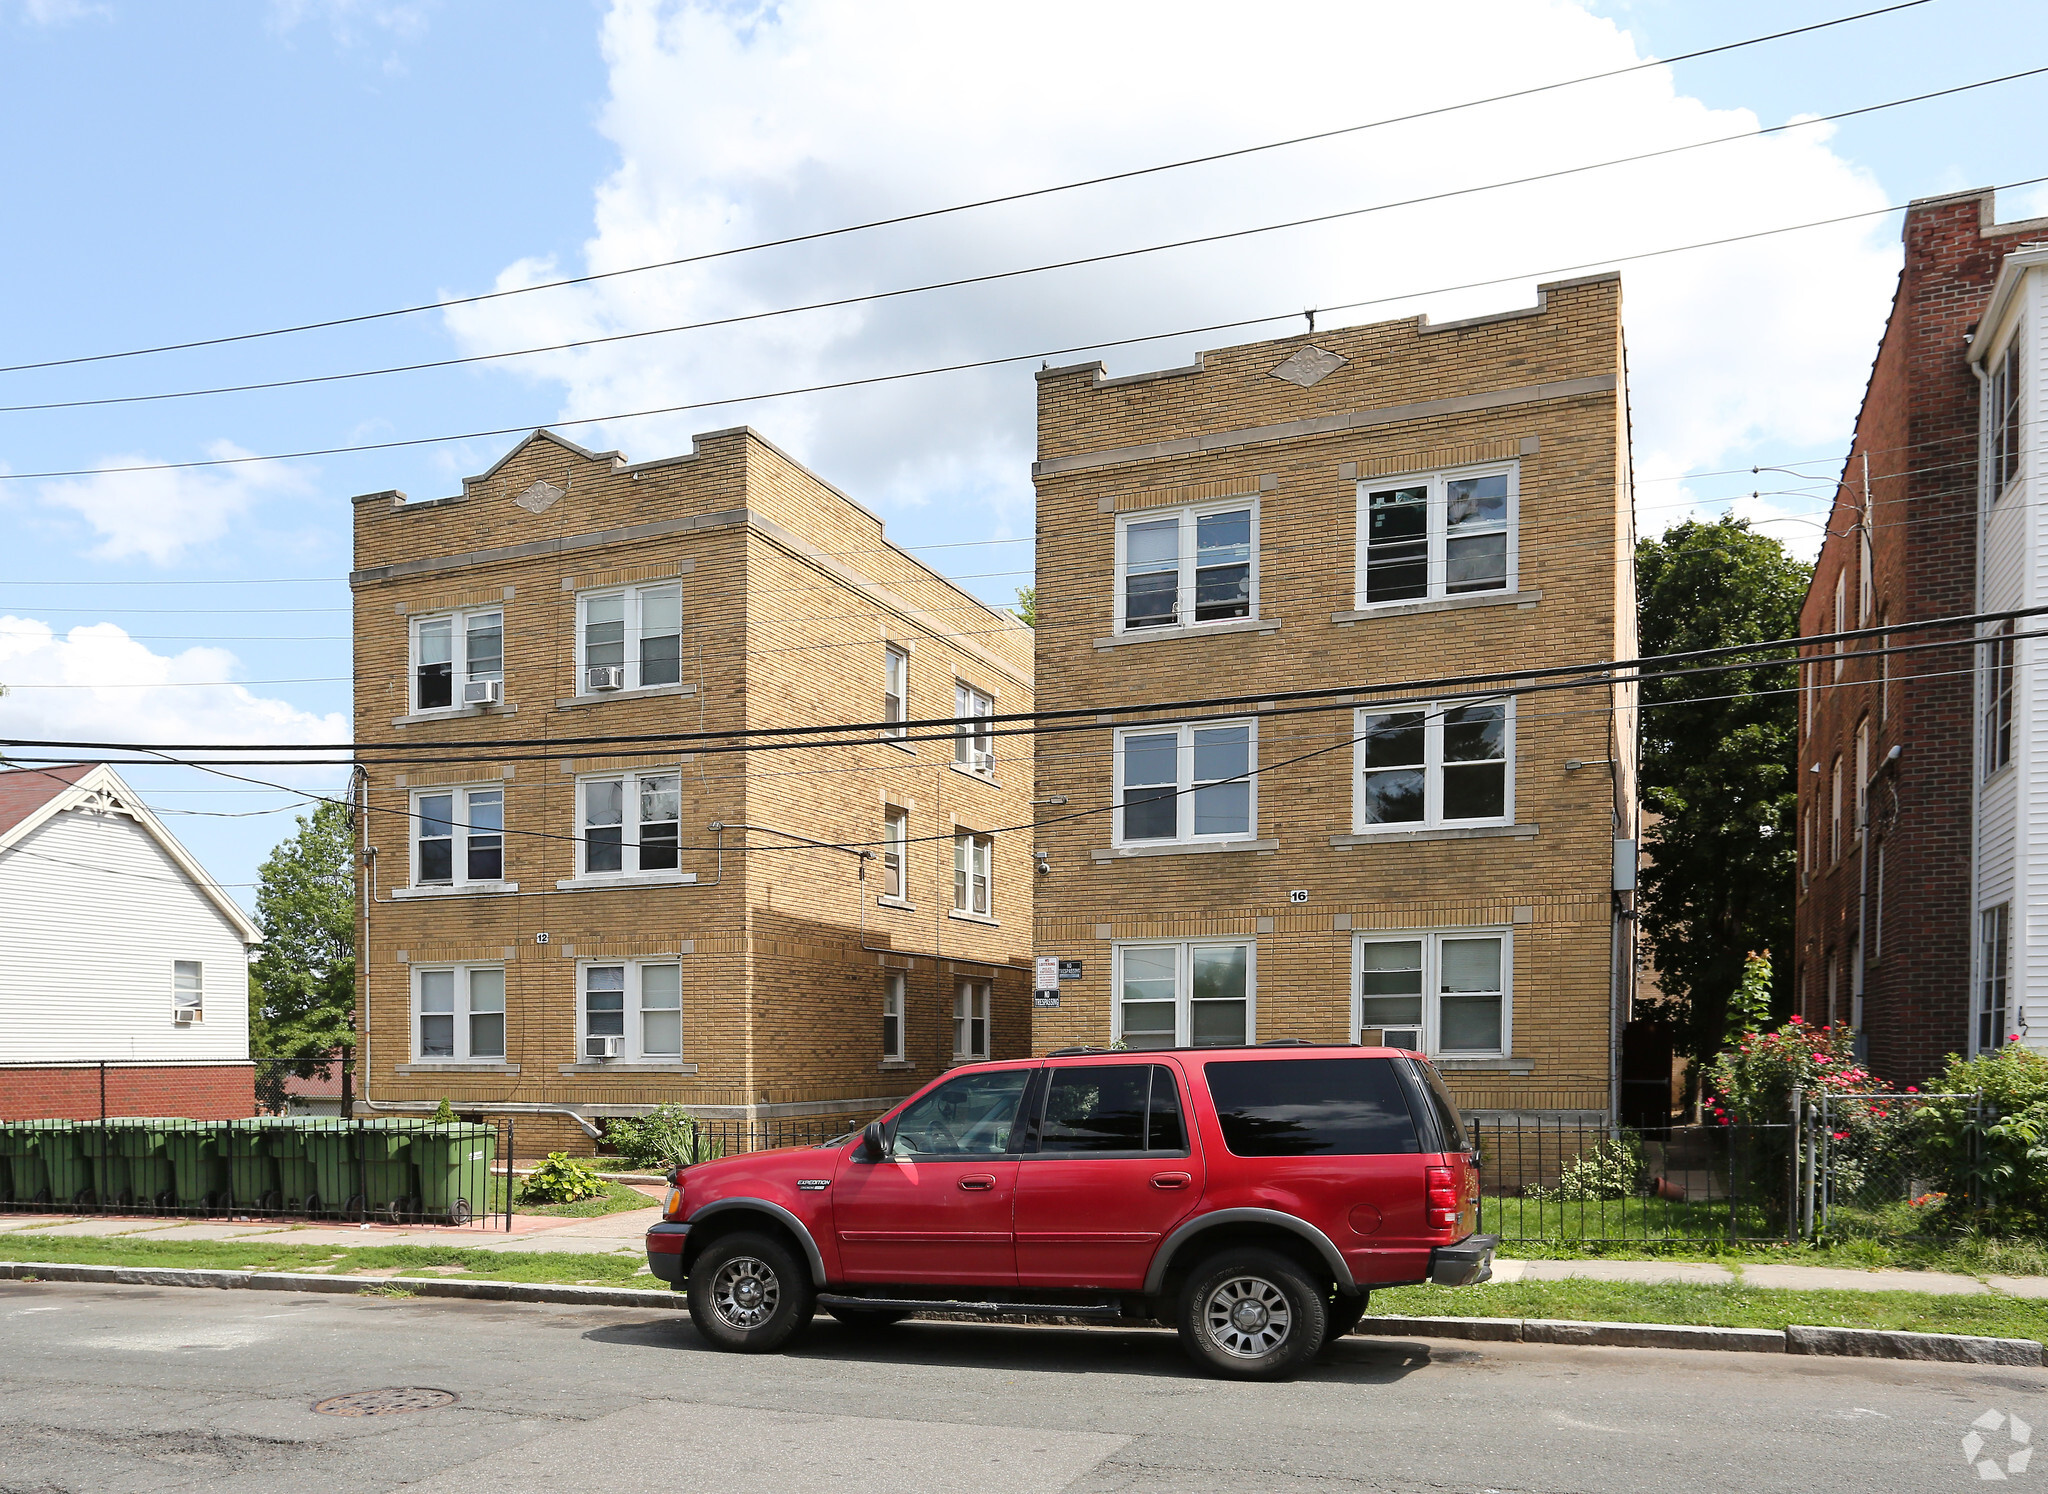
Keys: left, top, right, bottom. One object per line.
{"left": 1176, "top": 1248, "right": 1328, "bottom": 1380}
{"left": 687, "top": 1231, "right": 815, "bottom": 1352}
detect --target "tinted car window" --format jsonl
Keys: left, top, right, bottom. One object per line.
{"left": 1147, "top": 1066, "right": 1186, "bottom": 1151}
{"left": 1204, "top": 1057, "right": 1421, "bottom": 1156}
{"left": 1411, "top": 1057, "right": 1471, "bottom": 1152}
{"left": 1041, "top": 1066, "right": 1149, "bottom": 1151}
{"left": 890, "top": 1069, "right": 1031, "bottom": 1158}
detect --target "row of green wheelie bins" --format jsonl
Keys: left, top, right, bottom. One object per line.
{"left": 0, "top": 1118, "right": 497, "bottom": 1224}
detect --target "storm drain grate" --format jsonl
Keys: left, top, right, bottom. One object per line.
{"left": 313, "top": 1387, "right": 459, "bottom": 1417}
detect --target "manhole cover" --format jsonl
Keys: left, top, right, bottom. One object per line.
{"left": 313, "top": 1387, "right": 458, "bottom": 1417}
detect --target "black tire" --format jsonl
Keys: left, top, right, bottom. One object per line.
{"left": 1176, "top": 1247, "right": 1328, "bottom": 1381}
{"left": 1323, "top": 1290, "right": 1369, "bottom": 1347}
{"left": 303, "top": 1193, "right": 321, "bottom": 1217}
{"left": 449, "top": 1198, "right": 473, "bottom": 1226}
{"left": 686, "top": 1230, "right": 815, "bottom": 1352}
{"left": 825, "top": 1302, "right": 913, "bottom": 1331}
{"left": 344, "top": 1192, "right": 366, "bottom": 1221}
{"left": 74, "top": 1188, "right": 96, "bottom": 1211}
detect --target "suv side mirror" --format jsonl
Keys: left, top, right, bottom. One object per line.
{"left": 860, "top": 1120, "right": 888, "bottom": 1162}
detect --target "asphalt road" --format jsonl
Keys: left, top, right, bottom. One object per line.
{"left": 3, "top": 1280, "right": 2041, "bottom": 1493}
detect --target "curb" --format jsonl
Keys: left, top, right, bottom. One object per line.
{"left": 1354, "top": 1313, "right": 2043, "bottom": 1366}
{"left": 0, "top": 1261, "right": 686, "bottom": 1311}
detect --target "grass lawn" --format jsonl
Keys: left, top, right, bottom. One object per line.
{"left": 1374, "top": 1278, "right": 2048, "bottom": 1344}
{"left": 0, "top": 1233, "right": 658, "bottom": 1288}
{"left": 508, "top": 1180, "right": 660, "bottom": 1219}
{"left": 1486, "top": 1227, "right": 2048, "bottom": 1278}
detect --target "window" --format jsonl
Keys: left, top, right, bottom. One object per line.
{"left": 883, "top": 645, "right": 909, "bottom": 737}
{"left": 414, "top": 967, "right": 505, "bottom": 1060}
{"left": 1356, "top": 931, "right": 1509, "bottom": 1057}
{"left": 1115, "top": 941, "right": 1251, "bottom": 1049}
{"left": 882, "top": 806, "right": 909, "bottom": 899}
{"left": 579, "top": 772, "right": 681, "bottom": 876}
{"left": 1356, "top": 464, "right": 1514, "bottom": 606}
{"left": 882, "top": 972, "right": 906, "bottom": 1061}
{"left": 1354, "top": 700, "right": 1511, "bottom": 831}
{"left": 1879, "top": 606, "right": 1890, "bottom": 723}
{"left": 1206, "top": 1058, "right": 1421, "bottom": 1157}
{"left": 414, "top": 786, "right": 504, "bottom": 886}
{"left": 1036, "top": 1065, "right": 1186, "bottom": 1153}
{"left": 887, "top": 1068, "right": 1029, "bottom": 1158}
{"left": 1833, "top": 569, "right": 1847, "bottom": 679}
{"left": 1115, "top": 501, "right": 1256, "bottom": 631}
{"left": 953, "top": 830, "right": 991, "bottom": 916}
{"left": 581, "top": 962, "right": 683, "bottom": 1061}
{"left": 954, "top": 682, "right": 994, "bottom": 773}
{"left": 953, "top": 980, "right": 990, "bottom": 1060}
{"left": 1988, "top": 327, "right": 2024, "bottom": 500}
{"left": 1985, "top": 620, "right": 2015, "bottom": 777}
{"left": 1115, "top": 720, "right": 1255, "bottom": 844}
{"left": 578, "top": 582, "right": 682, "bottom": 693}
{"left": 411, "top": 608, "right": 503, "bottom": 712}
{"left": 172, "top": 960, "right": 203, "bottom": 1023}
{"left": 1854, "top": 719, "right": 1869, "bottom": 843}
{"left": 1980, "top": 904, "right": 2011, "bottom": 1051}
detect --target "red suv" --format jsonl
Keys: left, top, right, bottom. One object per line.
{"left": 646, "top": 1044, "right": 1495, "bottom": 1379}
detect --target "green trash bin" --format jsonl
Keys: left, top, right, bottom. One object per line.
{"left": 0, "top": 1123, "right": 51, "bottom": 1205}
{"left": 33, "top": 1122, "right": 93, "bottom": 1210}
{"left": 355, "top": 1121, "right": 418, "bottom": 1220}
{"left": 264, "top": 1121, "right": 319, "bottom": 1212}
{"left": 225, "top": 1119, "right": 283, "bottom": 1211}
{"left": 162, "top": 1123, "right": 228, "bottom": 1210}
{"left": 113, "top": 1118, "right": 180, "bottom": 1209}
{"left": 300, "top": 1121, "right": 362, "bottom": 1218}
{"left": 79, "top": 1123, "right": 131, "bottom": 1210}
{"left": 411, "top": 1124, "right": 497, "bottom": 1225}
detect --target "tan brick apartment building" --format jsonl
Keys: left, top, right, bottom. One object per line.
{"left": 1029, "top": 275, "right": 1637, "bottom": 1120}
{"left": 350, "top": 427, "right": 1034, "bottom": 1152}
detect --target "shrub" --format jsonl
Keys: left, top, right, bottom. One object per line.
{"left": 604, "top": 1105, "right": 717, "bottom": 1172}
{"left": 1707, "top": 1017, "right": 1882, "bottom": 1125}
{"left": 516, "top": 1152, "right": 606, "bottom": 1205}
{"left": 1916, "top": 1046, "right": 2048, "bottom": 1232}
{"left": 1530, "top": 1133, "right": 1645, "bottom": 1201}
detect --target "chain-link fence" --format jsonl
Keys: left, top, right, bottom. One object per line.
{"left": 1805, "top": 1090, "right": 1982, "bottom": 1239}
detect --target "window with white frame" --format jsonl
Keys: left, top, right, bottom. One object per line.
{"left": 882, "top": 805, "right": 909, "bottom": 899}
{"left": 414, "top": 966, "right": 505, "bottom": 1061}
{"left": 172, "top": 960, "right": 203, "bottom": 1023}
{"left": 1116, "top": 501, "right": 1256, "bottom": 631}
{"left": 953, "top": 980, "right": 990, "bottom": 1060}
{"left": 1854, "top": 718, "right": 1869, "bottom": 843}
{"left": 953, "top": 830, "right": 991, "bottom": 916}
{"left": 1988, "top": 326, "right": 2024, "bottom": 500}
{"left": 1979, "top": 904, "right": 2011, "bottom": 1051}
{"left": 954, "top": 682, "right": 994, "bottom": 773}
{"left": 578, "top": 582, "right": 682, "bottom": 693}
{"left": 1985, "top": 620, "right": 2015, "bottom": 777}
{"left": 1829, "top": 756, "right": 1843, "bottom": 863}
{"left": 1356, "top": 465, "right": 1513, "bottom": 606}
{"left": 412, "top": 608, "right": 503, "bottom": 712}
{"left": 1833, "top": 569, "right": 1847, "bottom": 679}
{"left": 884, "top": 646, "right": 909, "bottom": 737}
{"left": 581, "top": 962, "right": 682, "bottom": 1061}
{"left": 1356, "top": 931, "right": 1509, "bottom": 1058}
{"left": 1115, "top": 941, "right": 1252, "bottom": 1049}
{"left": 579, "top": 772, "right": 681, "bottom": 876}
{"left": 1116, "top": 720, "right": 1255, "bottom": 844}
{"left": 1354, "top": 700, "right": 1511, "bottom": 831}
{"left": 883, "top": 972, "right": 906, "bottom": 1061}
{"left": 414, "top": 786, "right": 504, "bottom": 886}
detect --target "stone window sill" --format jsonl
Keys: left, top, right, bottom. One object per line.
{"left": 557, "top": 1061, "right": 700, "bottom": 1075}
{"left": 393, "top": 881, "right": 521, "bottom": 900}
{"left": 948, "top": 762, "right": 1002, "bottom": 788}
{"left": 879, "top": 1059, "right": 917, "bottom": 1072}
{"left": 395, "top": 1062, "right": 521, "bottom": 1074}
{"left": 1094, "top": 617, "right": 1277, "bottom": 649}
{"left": 1330, "top": 824, "right": 1536, "bottom": 847}
{"left": 391, "top": 703, "right": 519, "bottom": 727}
{"left": 882, "top": 737, "right": 917, "bottom": 754}
{"left": 877, "top": 895, "right": 915, "bottom": 911}
{"left": 1331, "top": 589, "right": 1541, "bottom": 624}
{"left": 554, "top": 872, "right": 699, "bottom": 891}
{"left": 947, "top": 908, "right": 1001, "bottom": 927}
{"left": 555, "top": 683, "right": 699, "bottom": 710}
{"left": 1092, "top": 838, "right": 1277, "bottom": 862}
{"left": 1431, "top": 1057, "right": 1535, "bottom": 1074}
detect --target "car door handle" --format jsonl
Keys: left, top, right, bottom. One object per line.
{"left": 1150, "top": 1172, "right": 1192, "bottom": 1189}
{"left": 959, "top": 1174, "right": 996, "bottom": 1190}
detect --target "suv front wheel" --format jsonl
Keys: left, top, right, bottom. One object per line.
{"left": 687, "top": 1231, "right": 815, "bottom": 1352}
{"left": 1176, "top": 1248, "right": 1328, "bottom": 1380}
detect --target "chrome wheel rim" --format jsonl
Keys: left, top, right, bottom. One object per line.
{"left": 711, "top": 1255, "right": 780, "bottom": 1330}
{"left": 1203, "top": 1274, "right": 1292, "bottom": 1358}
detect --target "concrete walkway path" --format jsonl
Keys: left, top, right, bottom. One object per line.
{"left": 1491, "top": 1256, "right": 2048, "bottom": 1299}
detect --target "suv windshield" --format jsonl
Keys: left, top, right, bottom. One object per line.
{"left": 1204, "top": 1057, "right": 1420, "bottom": 1156}
{"left": 889, "top": 1069, "right": 1031, "bottom": 1157}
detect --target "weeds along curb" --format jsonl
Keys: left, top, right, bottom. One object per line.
{"left": 2, "top": 1262, "right": 2040, "bottom": 1366}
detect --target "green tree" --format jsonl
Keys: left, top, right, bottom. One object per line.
{"left": 249, "top": 799, "right": 357, "bottom": 1110}
{"left": 1635, "top": 517, "right": 1807, "bottom": 1069}
{"left": 1012, "top": 585, "right": 1036, "bottom": 628}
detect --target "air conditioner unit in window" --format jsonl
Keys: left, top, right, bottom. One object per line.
{"left": 462, "top": 678, "right": 501, "bottom": 706}
{"left": 586, "top": 1034, "right": 623, "bottom": 1060}
{"left": 587, "top": 666, "right": 626, "bottom": 692}
{"left": 174, "top": 1008, "right": 202, "bottom": 1025}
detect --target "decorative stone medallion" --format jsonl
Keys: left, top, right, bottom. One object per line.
{"left": 514, "top": 479, "right": 565, "bottom": 514}
{"left": 1269, "top": 345, "right": 1347, "bottom": 389}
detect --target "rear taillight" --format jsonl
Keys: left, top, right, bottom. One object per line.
{"left": 1426, "top": 1165, "right": 1459, "bottom": 1230}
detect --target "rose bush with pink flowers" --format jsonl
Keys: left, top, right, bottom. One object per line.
{"left": 1706, "top": 1017, "right": 1884, "bottom": 1125}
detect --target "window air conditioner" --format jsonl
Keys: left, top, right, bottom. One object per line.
{"left": 174, "top": 1008, "right": 202, "bottom": 1025}
{"left": 587, "top": 666, "right": 626, "bottom": 692}
{"left": 586, "top": 1034, "right": 623, "bottom": 1060}
{"left": 462, "top": 678, "right": 501, "bottom": 706}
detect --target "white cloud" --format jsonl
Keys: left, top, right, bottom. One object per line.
{"left": 443, "top": 0, "right": 1902, "bottom": 545}
{"left": 267, "top": 0, "right": 430, "bottom": 43}
{"left": 17, "top": 0, "right": 109, "bottom": 25}
{"left": 31, "top": 442, "right": 315, "bottom": 565}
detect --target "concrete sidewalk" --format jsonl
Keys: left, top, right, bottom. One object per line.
{"left": 1491, "top": 1256, "right": 2048, "bottom": 1300}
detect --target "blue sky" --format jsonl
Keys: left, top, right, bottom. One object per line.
{"left": 1, "top": 0, "right": 2044, "bottom": 903}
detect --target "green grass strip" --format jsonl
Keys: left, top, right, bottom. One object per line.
{"left": 0, "top": 1233, "right": 653, "bottom": 1287}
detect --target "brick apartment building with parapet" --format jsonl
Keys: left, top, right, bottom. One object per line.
{"left": 350, "top": 427, "right": 1034, "bottom": 1153}
{"left": 1028, "top": 274, "right": 1638, "bottom": 1121}
{"left": 1796, "top": 188, "right": 2048, "bottom": 1082}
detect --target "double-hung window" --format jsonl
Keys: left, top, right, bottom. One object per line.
{"left": 578, "top": 582, "right": 682, "bottom": 693}
{"left": 954, "top": 980, "right": 990, "bottom": 1060}
{"left": 1354, "top": 700, "right": 1511, "bottom": 831}
{"left": 883, "top": 646, "right": 909, "bottom": 737}
{"left": 1116, "top": 501, "right": 1256, "bottom": 632}
{"left": 411, "top": 609, "right": 503, "bottom": 712}
{"left": 1115, "top": 720, "right": 1255, "bottom": 844}
{"left": 1988, "top": 327, "right": 2023, "bottom": 500}
{"left": 882, "top": 972, "right": 906, "bottom": 1061}
{"left": 954, "top": 683, "right": 994, "bottom": 774}
{"left": 414, "top": 786, "right": 504, "bottom": 886}
{"left": 953, "top": 831, "right": 992, "bottom": 916}
{"left": 172, "top": 960, "right": 203, "bottom": 1023}
{"left": 579, "top": 772, "right": 681, "bottom": 877}
{"left": 415, "top": 966, "right": 506, "bottom": 1061}
{"left": 1979, "top": 904, "right": 2011, "bottom": 1051}
{"left": 1357, "top": 464, "right": 1514, "bottom": 606}
{"left": 1356, "top": 931, "right": 1509, "bottom": 1058}
{"left": 1829, "top": 757, "right": 1843, "bottom": 863}
{"left": 1115, "top": 941, "right": 1252, "bottom": 1049}
{"left": 581, "top": 962, "right": 683, "bottom": 1061}
{"left": 1985, "top": 621, "right": 2016, "bottom": 777}
{"left": 882, "top": 806, "right": 909, "bottom": 899}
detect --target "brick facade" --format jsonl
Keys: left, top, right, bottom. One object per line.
{"left": 1029, "top": 276, "right": 1636, "bottom": 1117}
{"left": 351, "top": 427, "right": 1034, "bottom": 1150}
{"left": 0, "top": 1064, "right": 256, "bottom": 1121}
